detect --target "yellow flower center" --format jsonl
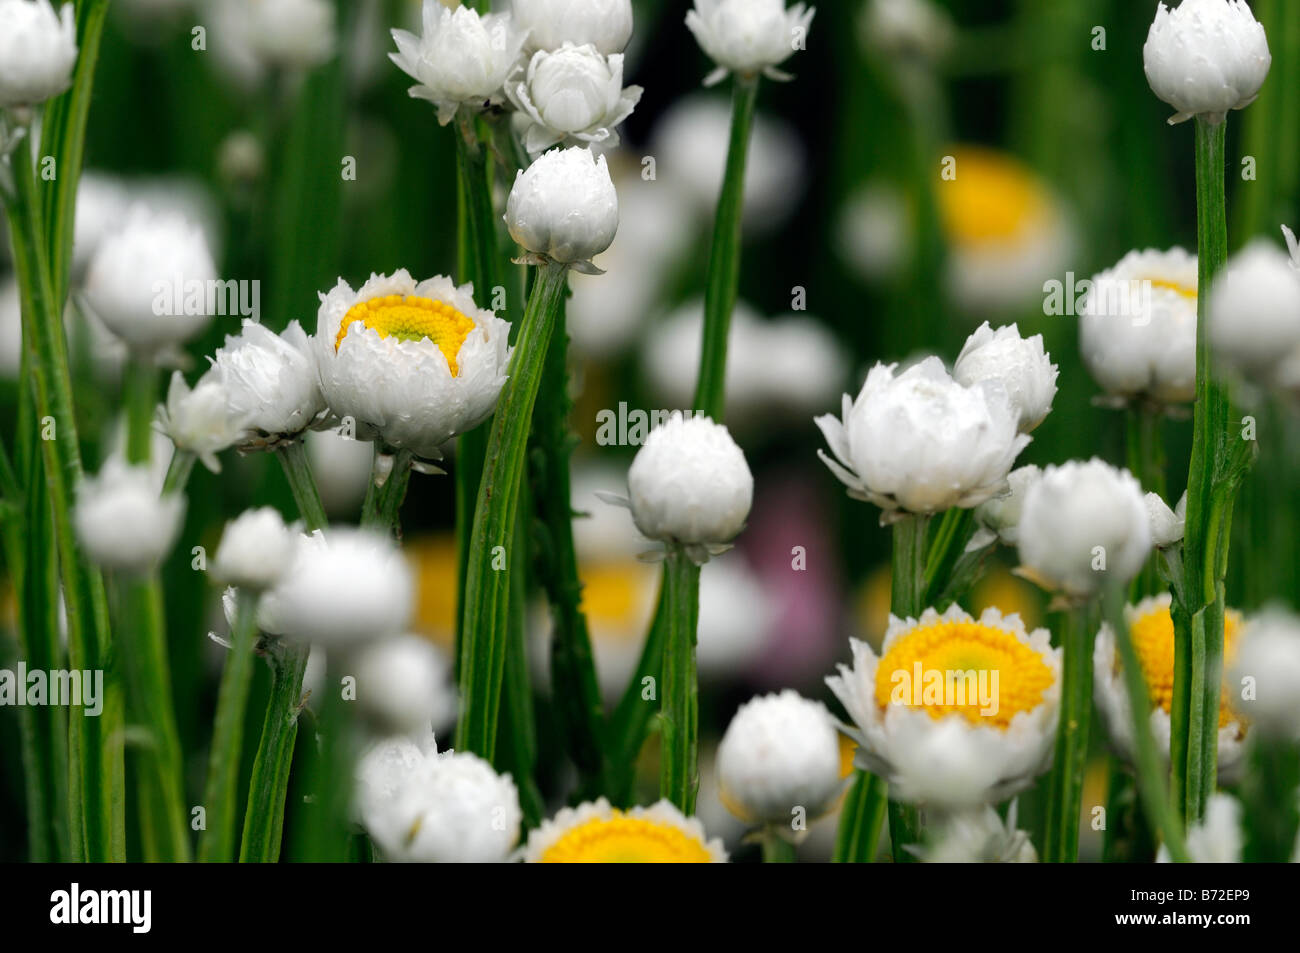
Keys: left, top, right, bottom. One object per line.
{"left": 580, "top": 561, "right": 656, "bottom": 641}
{"left": 938, "top": 146, "right": 1052, "bottom": 245}
{"left": 539, "top": 813, "right": 715, "bottom": 863}
{"left": 874, "top": 618, "right": 1055, "bottom": 729}
{"left": 335, "top": 294, "right": 475, "bottom": 376}
{"left": 1146, "top": 278, "right": 1197, "bottom": 300}
{"left": 1128, "top": 602, "right": 1242, "bottom": 727}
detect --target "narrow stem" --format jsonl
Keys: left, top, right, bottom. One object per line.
{"left": 361, "top": 447, "right": 414, "bottom": 534}
{"left": 832, "top": 771, "right": 887, "bottom": 863}
{"left": 692, "top": 76, "right": 759, "bottom": 420}
{"left": 762, "top": 830, "right": 796, "bottom": 863}
{"left": 605, "top": 579, "right": 667, "bottom": 806}
{"left": 921, "top": 507, "right": 973, "bottom": 607}
{"left": 123, "top": 358, "right": 156, "bottom": 464}
{"left": 659, "top": 549, "right": 701, "bottom": 813}
{"left": 276, "top": 441, "right": 328, "bottom": 532}
{"left": 500, "top": 514, "right": 544, "bottom": 827}
{"left": 1041, "top": 603, "right": 1095, "bottom": 863}
{"left": 162, "top": 449, "right": 196, "bottom": 496}
{"left": 456, "top": 262, "right": 569, "bottom": 760}
{"left": 198, "top": 589, "right": 261, "bottom": 862}
{"left": 886, "top": 512, "right": 928, "bottom": 861}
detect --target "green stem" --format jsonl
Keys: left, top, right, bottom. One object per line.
{"left": 605, "top": 579, "right": 667, "bottom": 806}
{"left": 659, "top": 549, "right": 701, "bottom": 813}
{"left": 886, "top": 512, "right": 928, "bottom": 861}
{"left": 123, "top": 359, "right": 156, "bottom": 464}
{"left": 832, "top": 771, "right": 887, "bottom": 863}
{"left": 163, "top": 450, "right": 196, "bottom": 496}
{"left": 198, "top": 589, "right": 260, "bottom": 862}
{"left": 692, "top": 76, "right": 758, "bottom": 420}
{"left": 762, "top": 830, "right": 796, "bottom": 863}
{"left": 276, "top": 441, "right": 328, "bottom": 532}
{"left": 500, "top": 512, "right": 544, "bottom": 827}
{"left": 456, "top": 262, "right": 569, "bottom": 760}
{"left": 1041, "top": 603, "right": 1095, "bottom": 863}
{"left": 361, "top": 447, "right": 414, "bottom": 533}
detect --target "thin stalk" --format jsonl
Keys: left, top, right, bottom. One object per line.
{"left": 277, "top": 441, "right": 328, "bottom": 532}
{"left": 659, "top": 549, "right": 701, "bottom": 813}
{"left": 832, "top": 771, "right": 887, "bottom": 863}
{"left": 692, "top": 76, "right": 759, "bottom": 420}
{"left": 500, "top": 513, "right": 544, "bottom": 827}
{"left": 198, "top": 589, "right": 261, "bottom": 862}
{"left": 361, "top": 447, "right": 414, "bottom": 533}
{"left": 456, "top": 262, "right": 569, "bottom": 760}
{"left": 605, "top": 580, "right": 667, "bottom": 806}
{"left": 762, "top": 830, "right": 796, "bottom": 863}
{"left": 1040, "top": 603, "right": 1095, "bottom": 863}
{"left": 886, "top": 512, "right": 928, "bottom": 862}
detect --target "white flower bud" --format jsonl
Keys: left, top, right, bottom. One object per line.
{"left": 157, "top": 369, "right": 253, "bottom": 475}
{"left": 816, "top": 356, "right": 1029, "bottom": 516}
{"left": 511, "top": 0, "right": 634, "bottom": 55}
{"left": 627, "top": 413, "right": 753, "bottom": 557}
{"left": 247, "top": 0, "right": 335, "bottom": 70}
{"left": 716, "top": 690, "right": 843, "bottom": 828}
{"left": 0, "top": 0, "right": 77, "bottom": 109}
{"left": 74, "top": 459, "right": 185, "bottom": 574}
{"left": 211, "top": 319, "right": 326, "bottom": 446}
{"left": 505, "top": 146, "right": 618, "bottom": 266}
{"left": 351, "top": 635, "right": 457, "bottom": 738}
{"left": 953, "top": 322, "right": 1058, "bottom": 433}
{"left": 1157, "top": 794, "right": 1243, "bottom": 862}
{"left": 685, "top": 0, "right": 816, "bottom": 86}
{"left": 212, "top": 507, "right": 296, "bottom": 591}
{"left": 1208, "top": 239, "right": 1300, "bottom": 376}
{"left": 507, "top": 43, "right": 642, "bottom": 156}
{"left": 1144, "top": 491, "right": 1186, "bottom": 550}
{"left": 1228, "top": 610, "right": 1300, "bottom": 740}
{"left": 971, "top": 464, "right": 1041, "bottom": 550}
{"left": 389, "top": 3, "right": 525, "bottom": 125}
{"left": 1144, "top": 0, "right": 1270, "bottom": 125}
{"left": 1017, "top": 459, "right": 1152, "bottom": 598}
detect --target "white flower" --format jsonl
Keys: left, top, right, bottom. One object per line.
{"left": 314, "top": 270, "right": 512, "bottom": 459}
{"left": 1094, "top": 594, "right": 1247, "bottom": 782}
{"left": 826, "top": 604, "right": 1061, "bottom": 808}
{"left": 506, "top": 43, "right": 642, "bottom": 156}
{"left": 1145, "top": 491, "right": 1186, "bottom": 549}
{"left": 860, "top": 0, "right": 954, "bottom": 62}
{"left": 969, "top": 464, "right": 1042, "bottom": 551}
{"left": 0, "top": 0, "right": 77, "bottom": 108}
{"left": 83, "top": 206, "right": 218, "bottom": 355}
{"left": 1017, "top": 459, "right": 1151, "bottom": 598}
{"left": 72, "top": 173, "right": 131, "bottom": 275}
{"left": 685, "top": 0, "right": 816, "bottom": 87}
{"left": 211, "top": 319, "right": 327, "bottom": 446}
{"left": 1157, "top": 794, "right": 1243, "bottom": 863}
{"left": 389, "top": 2, "right": 525, "bottom": 125}
{"left": 247, "top": 0, "right": 336, "bottom": 70}
{"left": 356, "top": 732, "right": 521, "bottom": 863}
{"left": 269, "top": 528, "right": 414, "bottom": 648}
{"left": 74, "top": 458, "right": 185, "bottom": 574}
{"left": 816, "top": 356, "right": 1029, "bottom": 517}
{"left": 953, "top": 322, "right": 1058, "bottom": 433}
{"left": 1143, "top": 0, "right": 1270, "bottom": 125}
{"left": 1208, "top": 238, "right": 1300, "bottom": 376}
{"left": 716, "top": 690, "right": 843, "bottom": 829}
{"left": 521, "top": 797, "right": 728, "bottom": 862}
{"left": 211, "top": 507, "right": 297, "bottom": 591}
{"left": 626, "top": 412, "right": 752, "bottom": 561}
{"left": 914, "top": 803, "right": 1037, "bottom": 863}
{"left": 352, "top": 635, "right": 458, "bottom": 738}
{"left": 1228, "top": 608, "right": 1300, "bottom": 740}
{"left": 837, "top": 181, "right": 913, "bottom": 283}
{"left": 1079, "top": 247, "right": 1198, "bottom": 404}
{"left": 157, "top": 369, "right": 253, "bottom": 474}
{"left": 511, "top": 0, "right": 633, "bottom": 55}
{"left": 505, "top": 146, "right": 619, "bottom": 268}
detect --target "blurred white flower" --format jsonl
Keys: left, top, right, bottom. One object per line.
{"left": 212, "top": 319, "right": 327, "bottom": 447}
{"left": 837, "top": 181, "right": 913, "bottom": 284}
{"left": 305, "top": 428, "right": 373, "bottom": 518}
{"left": 1208, "top": 238, "right": 1300, "bottom": 377}
{"left": 1173, "top": 794, "right": 1243, "bottom": 862}
{"left": 1079, "top": 247, "right": 1198, "bottom": 404}
{"left": 270, "top": 528, "right": 414, "bottom": 648}
{"left": 625, "top": 412, "right": 753, "bottom": 562}
{"left": 74, "top": 458, "right": 185, "bottom": 573}
{"left": 506, "top": 43, "right": 642, "bottom": 156}
{"left": 212, "top": 507, "right": 297, "bottom": 591}
{"left": 157, "top": 369, "right": 252, "bottom": 474}
{"left": 716, "top": 689, "right": 843, "bottom": 829}
{"left": 352, "top": 634, "right": 457, "bottom": 738}
{"left": 1143, "top": 0, "right": 1269, "bottom": 125}
{"left": 1144, "top": 490, "right": 1186, "bottom": 550}
{"left": 816, "top": 356, "right": 1029, "bottom": 517}
{"left": 969, "top": 464, "right": 1042, "bottom": 551}
{"left": 72, "top": 173, "right": 131, "bottom": 276}
{"left": 914, "top": 804, "right": 1037, "bottom": 863}
{"left": 511, "top": 0, "right": 633, "bottom": 55}
{"left": 859, "top": 0, "right": 954, "bottom": 62}
{"left": 696, "top": 553, "right": 775, "bottom": 677}
{"left": 314, "top": 270, "right": 512, "bottom": 460}
{"left": 827, "top": 605, "right": 1060, "bottom": 807}
{"left": 953, "top": 322, "right": 1058, "bottom": 433}
{"left": 389, "top": 2, "right": 524, "bottom": 125}
{"left": 505, "top": 146, "right": 619, "bottom": 267}
{"left": 0, "top": 0, "right": 77, "bottom": 108}
{"left": 685, "top": 0, "right": 815, "bottom": 87}
{"left": 1228, "top": 608, "right": 1300, "bottom": 740}
{"left": 247, "top": 0, "right": 335, "bottom": 70}
{"left": 83, "top": 206, "right": 218, "bottom": 356}
{"left": 521, "top": 797, "right": 727, "bottom": 862}
{"left": 1017, "top": 459, "right": 1151, "bottom": 599}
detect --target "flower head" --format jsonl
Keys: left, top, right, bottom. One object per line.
{"left": 211, "top": 507, "right": 297, "bottom": 591}
{"left": 74, "top": 458, "right": 185, "bottom": 574}
{"left": 716, "top": 689, "right": 844, "bottom": 830}
{"left": 1208, "top": 238, "right": 1300, "bottom": 377}
{"left": 506, "top": 43, "right": 642, "bottom": 156}
{"left": 390, "top": 2, "right": 525, "bottom": 125}
{"left": 351, "top": 635, "right": 458, "bottom": 738}
{"left": 826, "top": 604, "right": 1061, "bottom": 807}
{"left": 314, "top": 270, "right": 512, "bottom": 460}
{"left": 969, "top": 464, "right": 1042, "bottom": 551}
{"left": 685, "top": 0, "right": 816, "bottom": 87}
{"left": 211, "top": 319, "right": 327, "bottom": 448}
{"left": 521, "top": 797, "right": 728, "bottom": 862}
{"left": 1016, "top": 459, "right": 1151, "bottom": 599}
{"left": 511, "top": 0, "right": 633, "bottom": 55}
{"left": 953, "top": 322, "right": 1058, "bottom": 433}
{"left": 1145, "top": 491, "right": 1186, "bottom": 550}
{"left": 1144, "top": 0, "right": 1270, "bottom": 125}
{"left": 505, "top": 146, "right": 619, "bottom": 268}
{"left": 1227, "top": 608, "right": 1300, "bottom": 740}
{"left": 913, "top": 803, "right": 1037, "bottom": 863}
{"left": 157, "top": 369, "right": 253, "bottom": 474}
{"left": 0, "top": 0, "right": 77, "bottom": 108}
{"left": 816, "top": 356, "right": 1030, "bottom": 518}
{"left": 246, "top": 0, "right": 335, "bottom": 70}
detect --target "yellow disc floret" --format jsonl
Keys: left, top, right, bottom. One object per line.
{"left": 874, "top": 618, "right": 1055, "bottom": 729}
{"left": 335, "top": 294, "right": 474, "bottom": 375}
{"left": 1128, "top": 601, "right": 1243, "bottom": 727}
{"left": 938, "top": 146, "right": 1053, "bottom": 245}
{"left": 1147, "top": 278, "right": 1197, "bottom": 300}
{"left": 539, "top": 812, "right": 716, "bottom": 863}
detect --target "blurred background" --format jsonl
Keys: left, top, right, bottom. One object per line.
{"left": 3, "top": 0, "right": 1298, "bottom": 861}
